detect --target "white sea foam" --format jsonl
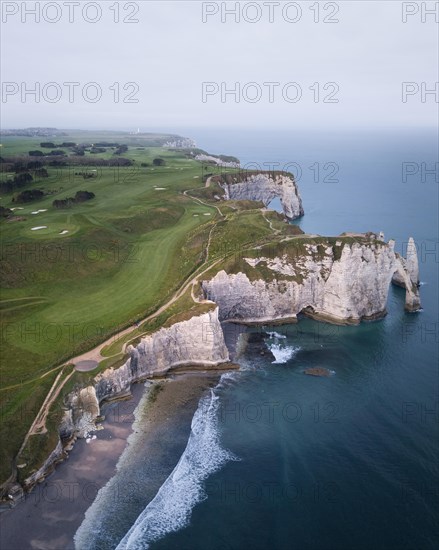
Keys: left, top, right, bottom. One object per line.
{"left": 269, "top": 343, "right": 300, "bottom": 364}
{"left": 116, "top": 385, "right": 238, "bottom": 550}
{"left": 267, "top": 331, "right": 286, "bottom": 339}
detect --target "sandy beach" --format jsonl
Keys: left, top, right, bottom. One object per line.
{"left": 0, "top": 372, "right": 221, "bottom": 550}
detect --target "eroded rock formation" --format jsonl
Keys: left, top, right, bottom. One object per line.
{"left": 202, "top": 236, "right": 421, "bottom": 325}
{"left": 392, "top": 237, "right": 420, "bottom": 289}
{"left": 219, "top": 172, "right": 304, "bottom": 219}
{"left": 16, "top": 308, "right": 228, "bottom": 491}
{"left": 59, "top": 308, "right": 229, "bottom": 441}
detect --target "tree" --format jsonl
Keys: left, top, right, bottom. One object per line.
{"left": 29, "top": 150, "right": 44, "bottom": 156}
{"left": 115, "top": 144, "right": 128, "bottom": 154}
{"left": 27, "top": 161, "right": 43, "bottom": 170}
{"left": 13, "top": 173, "right": 33, "bottom": 186}
{"left": 153, "top": 158, "right": 165, "bottom": 166}
{"left": 53, "top": 190, "right": 95, "bottom": 209}
{"left": 0, "top": 205, "right": 12, "bottom": 218}
{"left": 35, "top": 168, "right": 49, "bottom": 178}
{"left": 75, "top": 190, "right": 95, "bottom": 202}
{"left": 13, "top": 189, "right": 45, "bottom": 203}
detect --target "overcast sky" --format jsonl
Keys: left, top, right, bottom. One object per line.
{"left": 1, "top": 0, "right": 438, "bottom": 130}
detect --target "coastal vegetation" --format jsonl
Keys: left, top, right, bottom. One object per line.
{"left": 0, "top": 129, "right": 326, "bottom": 492}
{"left": 0, "top": 130, "right": 299, "bottom": 486}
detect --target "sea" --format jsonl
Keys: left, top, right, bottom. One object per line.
{"left": 75, "top": 127, "right": 438, "bottom": 550}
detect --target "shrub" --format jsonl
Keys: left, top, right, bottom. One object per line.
{"left": 13, "top": 189, "right": 45, "bottom": 203}
{"left": 0, "top": 206, "right": 12, "bottom": 218}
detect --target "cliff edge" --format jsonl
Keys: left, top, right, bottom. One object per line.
{"left": 202, "top": 235, "right": 421, "bottom": 325}
{"left": 217, "top": 171, "right": 304, "bottom": 220}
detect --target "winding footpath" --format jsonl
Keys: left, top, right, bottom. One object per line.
{"left": 11, "top": 182, "right": 225, "bottom": 460}
{"left": 12, "top": 177, "right": 308, "bottom": 466}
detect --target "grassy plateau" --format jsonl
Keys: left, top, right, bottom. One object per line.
{"left": 0, "top": 129, "right": 304, "bottom": 488}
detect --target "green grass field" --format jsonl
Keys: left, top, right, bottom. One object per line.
{"left": 0, "top": 131, "right": 228, "bottom": 483}
{"left": 0, "top": 130, "right": 300, "bottom": 487}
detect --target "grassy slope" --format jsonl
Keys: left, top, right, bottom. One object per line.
{"left": 0, "top": 133, "right": 219, "bottom": 483}
{"left": 0, "top": 133, "right": 310, "bottom": 485}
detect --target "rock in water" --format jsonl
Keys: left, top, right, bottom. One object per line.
{"left": 304, "top": 367, "right": 332, "bottom": 377}
{"left": 391, "top": 236, "right": 420, "bottom": 288}
{"left": 406, "top": 237, "right": 420, "bottom": 287}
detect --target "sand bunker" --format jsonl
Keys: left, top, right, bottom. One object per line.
{"left": 203, "top": 213, "right": 212, "bottom": 216}
{"left": 154, "top": 187, "right": 167, "bottom": 190}
{"left": 31, "top": 209, "right": 47, "bottom": 215}
{"left": 75, "top": 359, "right": 98, "bottom": 372}
{"left": 59, "top": 230, "right": 69, "bottom": 235}
{"left": 31, "top": 226, "right": 47, "bottom": 231}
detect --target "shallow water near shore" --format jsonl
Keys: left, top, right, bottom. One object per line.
{"left": 1, "top": 129, "right": 437, "bottom": 549}
{"left": 0, "top": 382, "right": 145, "bottom": 550}
{"left": 73, "top": 373, "right": 222, "bottom": 550}
{"left": 102, "top": 128, "right": 438, "bottom": 549}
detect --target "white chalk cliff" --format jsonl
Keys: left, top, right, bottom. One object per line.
{"left": 59, "top": 307, "right": 229, "bottom": 441}
{"left": 14, "top": 162, "right": 423, "bottom": 497}
{"left": 392, "top": 237, "right": 420, "bottom": 289}
{"left": 220, "top": 172, "right": 304, "bottom": 219}
{"left": 202, "top": 237, "right": 421, "bottom": 325}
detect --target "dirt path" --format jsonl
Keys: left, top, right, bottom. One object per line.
{"left": 121, "top": 255, "right": 223, "bottom": 353}
{"left": 11, "top": 178, "right": 307, "bottom": 471}
{"left": 16, "top": 368, "right": 75, "bottom": 462}
{"left": 2, "top": 187, "right": 224, "bottom": 396}
{"left": 261, "top": 208, "right": 281, "bottom": 234}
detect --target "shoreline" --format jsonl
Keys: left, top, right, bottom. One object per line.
{"left": 0, "top": 372, "right": 222, "bottom": 550}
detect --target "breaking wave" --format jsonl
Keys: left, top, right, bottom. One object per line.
{"left": 266, "top": 332, "right": 300, "bottom": 364}
{"left": 116, "top": 379, "right": 238, "bottom": 549}
{"left": 269, "top": 343, "right": 300, "bottom": 364}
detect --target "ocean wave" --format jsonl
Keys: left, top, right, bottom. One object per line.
{"left": 266, "top": 331, "right": 286, "bottom": 339}
{"left": 116, "top": 381, "right": 238, "bottom": 550}
{"left": 269, "top": 343, "right": 300, "bottom": 364}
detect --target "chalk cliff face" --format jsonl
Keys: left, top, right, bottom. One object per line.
{"left": 220, "top": 173, "right": 304, "bottom": 219}
{"left": 392, "top": 237, "right": 420, "bottom": 289}
{"left": 61, "top": 307, "right": 228, "bottom": 439}
{"left": 17, "top": 307, "right": 228, "bottom": 491}
{"left": 202, "top": 238, "right": 421, "bottom": 325}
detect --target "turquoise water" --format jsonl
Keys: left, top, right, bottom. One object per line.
{"left": 80, "top": 129, "right": 438, "bottom": 549}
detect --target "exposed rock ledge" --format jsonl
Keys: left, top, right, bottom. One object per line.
{"left": 20, "top": 308, "right": 229, "bottom": 492}
{"left": 392, "top": 237, "right": 420, "bottom": 288}
{"left": 202, "top": 236, "right": 421, "bottom": 325}
{"left": 219, "top": 172, "right": 304, "bottom": 220}
{"left": 17, "top": 236, "right": 421, "bottom": 494}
